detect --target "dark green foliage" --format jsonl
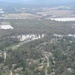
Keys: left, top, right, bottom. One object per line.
{"left": 0, "top": 57, "right": 4, "bottom": 63}
{"left": 0, "top": 19, "right": 75, "bottom": 38}
{"left": 0, "top": 19, "right": 75, "bottom": 75}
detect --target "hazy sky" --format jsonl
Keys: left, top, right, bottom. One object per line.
{"left": 0, "top": 0, "right": 74, "bottom": 6}
{"left": 0, "top": 0, "right": 73, "bottom": 3}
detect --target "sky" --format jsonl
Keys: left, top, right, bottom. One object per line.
{"left": 0, "top": 0, "right": 73, "bottom": 3}
{"left": 0, "top": 0, "right": 74, "bottom": 7}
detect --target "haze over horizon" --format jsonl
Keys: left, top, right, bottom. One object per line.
{"left": 0, "top": 0, "right": 74, "bottom": 5}
{"left": 0, "top": 0, "right": 75, "bottom": 8}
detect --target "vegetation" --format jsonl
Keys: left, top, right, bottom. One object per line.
{"left": 0, "top": 19, "right": 75, "bottom": 37}
{"left": 0, "top": 19, "right": 75, "bottom": 75}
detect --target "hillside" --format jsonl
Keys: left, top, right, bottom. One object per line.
{"left": 0, "top": 19, "right": 75, "bottom": 75}
{"left": 0, "top": 19, "right": 75, "bottom": 37}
